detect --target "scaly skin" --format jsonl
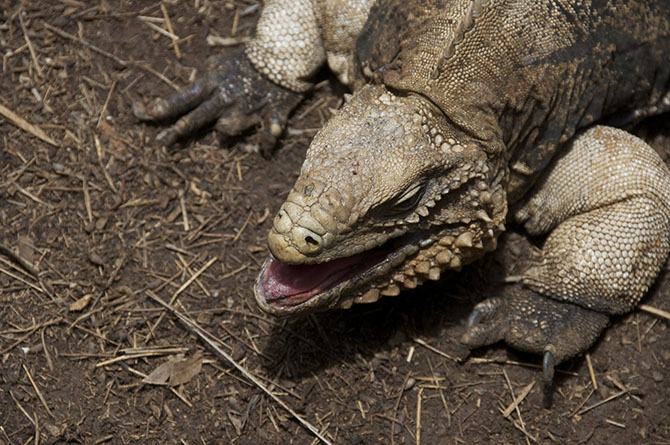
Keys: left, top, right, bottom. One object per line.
{"left": 138, "top": 0, "right": 670, "bottom": 383}
{"left": 253, "top": 0, "right": 670, "bottom": 381}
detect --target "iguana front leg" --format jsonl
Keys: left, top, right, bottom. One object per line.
{"left": 134, "top": 0, "right": 375, "bottom": 156}
{"left": 461, "top": 126, "right": 670, "bottom": 384}
{"left": 134, "top": 0, "right": 323, "bottom": 156}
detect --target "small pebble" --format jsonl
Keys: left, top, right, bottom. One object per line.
{"left": 88, "top": 252, "right": 105, "bottom": 266}
{"left": 652, "top": 370, "right": 664, "bottom": 382}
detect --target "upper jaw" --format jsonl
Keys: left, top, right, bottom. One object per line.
{"left": 254, "top": 229, "right": 423, "bottom": 315}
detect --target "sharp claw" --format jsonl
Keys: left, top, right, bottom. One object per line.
{"left": 455, "top": 342, "right": 471, "bottom": 361}
{"left": 541, "top": 347, "right": 556, "bottom": 408}
{"left": 466, "top": 308, "right": 483, "bottom": 329}
{"left": 156, "top": 128, "right": 178, "bottom": 146}
{"left": 543, "top": 347, "right": 555, "bottom": 383}
{"left": 270, "top": 115, "right": 283, "bottom": 137}
{"left": 132, "top": 100, "right": 151, "bottom": 121}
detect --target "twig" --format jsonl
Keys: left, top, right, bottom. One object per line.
{"left": 578, "top": 390, "right": 627, "bottom": 415}
{"left": 94, "top": 134, "right": 118, "bottom": 193}
{"left": 468, "top": 357, "right": 580, "bottom": 376}
{"left": 639, "top": 304, "right": 670, "bottom": 321}
{"left": 416, "top": 387, "right": 423, "bottom": 445}
{"left": 0, "top": 319, "right": 62, "bottom": 354}
{"left": 605, "top": 419, "right": 626, "bottom": 429}
{"left": 502, "top": 369, "right": 535, "bottom": 443}
{"left": 567, "top": 388, "right": 596, "bottom": 418}
{"left": 95, "top": 349, "right": 189, "bottom": 368}
{"left": 427, "top": 358, "right": 451, "bottom": 426}
{"left": 0, "top": 103, "right": 57, "bottom": 146}
{"left": 206, "top": 35, "right": 251, "bottom": 46}
{"left": 148, "top": 257, "right": 217, "bottom": 336}
{"left": 180, "top": 190, "right": 189, "bottom": 231}
{"left": 19, "top": 11, "right": 43, "bottom": 77}
{"left": 96, "top": 79, "right": 116, "bottom": 129}
{"left": 41, "top": 327, "right": 54, "bottom": 372}
{"left": 160, "top": 3, "right": 181, "bottom": 59}
{"left": 12, "top": 181, "right": 52, "bottom": 208}
{"left": 501, "top": 380, "right": 535, "bottom": 418}
{"left": 11, "top": 392, "right": 35, "bottom": 426}
{"left": 43, "top": 22, "right": 179, "bottom": 90}
{"left": 35, "top": 412, "right": 40, "bottom": 445}
{"left": 82, "top": 176, "right": 93, "bottom": 223}
{"left": 411, "top": 336, "right": 459, "bottom": 362}
{"left": 145, "top": 292, "right": 333, "bottom": 445}
{"left": 585, "top": 353, "right": 598, "bottom": 390}
{"left": 43, "top": 21, "right": 127, "bottom": 66}
{"left": 22, "top": 364, "right": 55, "bottom": 418}
{"left": 392, "top": 371, "right": 412, "bottom": 445}
{"left": 0, "top": 242, "right": 40, "bottom": 276}
{"left": 231, "top": 211, "right": 253, "bottom": 243}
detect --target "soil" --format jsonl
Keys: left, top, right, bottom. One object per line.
{"left": 0, "top": 1, "right": 669, "bottom": 444}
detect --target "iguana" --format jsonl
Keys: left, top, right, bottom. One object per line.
{"left": 135, "top": 0, "right": 670, "bottom": 384}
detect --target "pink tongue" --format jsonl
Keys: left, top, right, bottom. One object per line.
{"left": 260, "top": 254, "right": 365, "bottom": 305}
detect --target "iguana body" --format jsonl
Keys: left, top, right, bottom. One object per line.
{"left": 137, "top": 0, "right": 670, "bottom": 380}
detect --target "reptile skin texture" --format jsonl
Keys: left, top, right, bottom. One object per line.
{"left": 136, "top": 0, "right": 670, "bottom": 380}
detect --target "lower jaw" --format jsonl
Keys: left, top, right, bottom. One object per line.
{"left": 254, "top": 238, "right": 423, "bottom": 316}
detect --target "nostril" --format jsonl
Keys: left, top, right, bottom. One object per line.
{"left": 291, "top": 227, "right": 324, "bottom": 255}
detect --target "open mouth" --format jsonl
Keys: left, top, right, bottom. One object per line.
{"left": 254, "top": 234, "right": 421, "bottom": 315}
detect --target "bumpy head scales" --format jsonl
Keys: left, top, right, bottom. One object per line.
{"left": 255, "top": 84, "right": 506, "bottom": 315}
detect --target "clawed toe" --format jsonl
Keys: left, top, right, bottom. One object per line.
{"left": 542, "top": 347, "right": 555, "bottom": 382}
{"left": 460, "top": 285, "right": 610, "bottom": 391}
{"left": 134, "top": 49, "right": 304, "bottom": 153}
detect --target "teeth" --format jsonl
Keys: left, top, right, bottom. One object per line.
{"left": 417, "top": 206, "right": 429, "bottom": 217}
{"left": 450, "top": 256, "right": 462, "bottom": 269}
{"left": 404, "top": 276, "right": 418, "bottom": 289}
{"left": 436, "top": 249, "right": 453, "bottom": 264}
{"left": 380, "top": 284, "right": 401, "bottom": 296}
{"left": 455, "top": 232, "right": 474, "bottom": 248}
{"left": 428, "top": 267, "right": 441, "bottom": 281}
{"left": 438, "top": 236, "right": 455, "bottom": 246}
{"left": 355, "top": 288, "right": 381, "bottom": 304}
{"left": 393, "top": 273, "right": 406, "bottom": 283}
{"left": 416, "top": 261, "right": 431, "bottom": 275}
{"left": 405, "top": 214, "right": 420, "bottom": 224}
{"left": 476, "top": 209, "right": 493, "bottom": 223}
{"left": 425, "top": 199, "right": 436, "bottom": 208}
{"left": 340, "top": 298, "right": 354, "bottom": 309}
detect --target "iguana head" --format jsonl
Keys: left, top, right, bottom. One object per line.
{"left": 255, "top": 84, "right": 507, "bottom": 315}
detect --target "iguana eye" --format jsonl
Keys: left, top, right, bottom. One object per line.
{"left": 386, "top": 183, "right": 426, "bottom": 216}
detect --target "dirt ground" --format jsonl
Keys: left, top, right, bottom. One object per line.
{"left": 0, "top": 1, "right": 669, "bottom": 444}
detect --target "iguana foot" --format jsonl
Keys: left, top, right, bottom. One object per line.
{"left": 462, "top": 127, "right": 670, "bottom": 395}
{"left": 133, "top": 50, "right": 304, "bottom": 157}
{"left": 460, "top": 285, "right": 610, "bottom": 383}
